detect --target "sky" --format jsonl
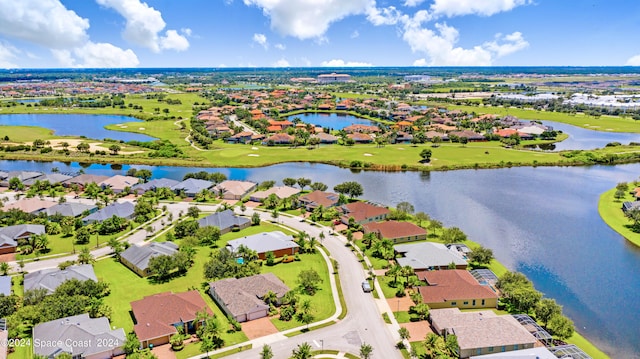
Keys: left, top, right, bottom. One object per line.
{"left": 0, "top": 0, "right": 639, "bottom": 68}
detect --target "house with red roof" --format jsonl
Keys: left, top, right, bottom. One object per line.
{"left": 340, "top": 202, "right": 390, "bottom": 225}
{"left": 363, "top": 220, "right": 426, "bottom": 243}
{"left": 131, "top": 291, "right": 212, "bottom": 348}
{"left": 417, "top": 270, "right": 498, "bottom": 309}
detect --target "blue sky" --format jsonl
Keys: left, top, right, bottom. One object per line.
{"left": 0, "top": 0, "right": 639, "bottom": 68}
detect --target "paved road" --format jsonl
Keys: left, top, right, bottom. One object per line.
{"left": 226, "top": 114, "right": 259, "bottom": 135}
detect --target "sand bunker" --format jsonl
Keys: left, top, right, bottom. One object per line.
{"left": 248, "top": 154, "right": 260, "bottom": 157}
{"left": 364, "top": 153, "right": 373, "bottom": 156}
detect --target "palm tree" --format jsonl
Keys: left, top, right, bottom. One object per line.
{"left": 401, "top": 265, "right": 415, "bottom": 285}
{"left": 386, "top": 264, "right": 402, "bottom": 285}
{"left": 260, "top": 344, "right": 274, "bottom": 359}
{"left": 398, "top": 327, "right": 411, "bottom": 341}
{"left": 0, "top": 262, "right": 10, "bottom": 276}
{"left": 360, "top": 343, "right": 374, "bottom": 359}
{"left": 77, "top": 247, "right": 94, "bottom": 264}
{"left": 291, "top": 342, "right": 312, "bottom": 359}
{"left": 423, "top": 333, "right": 440, "bottom": 358}
{"left": 262, "top": 290, "right": 278, "bottom": 306}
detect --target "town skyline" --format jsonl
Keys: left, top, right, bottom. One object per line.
{"left": 1, "top": 0, "right": 640, "bottom": 69}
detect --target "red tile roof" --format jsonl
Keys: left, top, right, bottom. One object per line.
{"left": 132, "top": 291, "right": 212, "bottom": 342}
{"left": 340, "top": 202, "right": 390, "bottom": 223}
{"left": 363, "top": 220, "right": 426, "bottom": 239}
{"left": 416, "top": 270, "right": 498, "bottom": 304}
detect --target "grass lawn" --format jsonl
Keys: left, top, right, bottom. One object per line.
{"left": 0, "top": 125, "right": 55, "bottom": 142}
{"left": 17, "top": 230, "right": 125, "bottom": 260}
{"left": 394, "top": 311, "right": 411, "bottom": 323}
{"left": 598, "top": 187, "right": 640, "bottom": 247}
{"left": 267, "top": 252, "right": 335, "bottom": 331}
{"left": 566, "top": 332, "right": 610, "bottom": 359}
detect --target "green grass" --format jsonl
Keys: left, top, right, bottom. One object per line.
{"left": 17, "top": 230, "right": 124, "bottom": 260}
{"left": 566, "top": 332, "right": 610, "bottom": 359}
{"left": 394, "top": 311, "right": 411, "bottom": 323}
{"left": 7, "top": 340, "right": 32, "bottom": 359}
{"left": 268, "top": 251, "right": 335, "bottom": 331}
{"left": 0, "top": 126, "right": 55, "bottom": 142}
{"left": 175, "top": 344, "right": 252, "bottom": 359}
{"left": 382, "top": 312, "right": 391, "bottom": 324}
{"left": 284, "top": 320, "right": 336, "bottom": 337}
{"left": 598, "top": 187, "right": 640, "bottom": 247}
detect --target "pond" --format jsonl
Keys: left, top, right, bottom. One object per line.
{"left": 0, "top": 114, "right": 156, "bottom": 142}
{"left": 1, "top": 159, "right": 639, "bottom": 357}
{"left": 536, "top": 120, "right": 640, "bottom": 151}
{"left": 286, "top": 113, "right": 376, "bottom": 130}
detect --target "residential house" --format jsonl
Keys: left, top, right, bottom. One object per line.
{"left": 131, "top": 291, "right": 212, "bottom": 348}
{"left": 265, "top": 133, "right": 294, "bottom": 145}
{"left": 24, "top": 264, "right": 97, "bottom": 294}
{"left": 470, "top": 347, "right": 557, "bottom": 359}
{"left": 347, "top": 133, "right": 373, "bottom": 143}
{"left": 22, "top": 173, "right": 72, "bottom": 186}
{"left": 449, "top": 130, "right": 486, "bottom": 142}
{"left": 0, "top": 171, "right": 42, "bottom": 186}
{"left": 313, "top": 132, "right": 339, "bottom": 144}
{"left": 0, "top": 276, "right": 11, "bottom": 296}
{"left": 0, "top": 224, "right": 45, "bottom": 254}
{"left": 197, "top": 210, "right": 251, "bottom": 235}
{"left": 213, "top": 180, "right": 257, "bottom": 200}
{"left": 120, "top": 242, "right": 178, "bottom": 277}
{"left": 416, "top": 270, "right": 499, "bottom": 309}
{"left": 44, "top": 202, "right": 98, "bottom": 217}
{"left": 227, "top": 231, "right": 299, "bottom": 259}
{"left": 340, "top": 202, "right": 390, "bottom": 225}
{"left": 493, "top": 128, "right": 533, "bottom": 140}
{"left": 228, "top": 131, "right": 254, "bottom": 144}
{"left": 343, "top": 124, "right": 380, "bottom": 134}
{"left": 362, "top": 220, "right": 427, "bottom": 243}
{"left": 170, "top": 178, "right": 214, "bottom": 197}
{"left": 394, "top": 242, "right": 468, "bottom": 270}
{"left": 2, "top": 198, "right": 57, "bottom": 214}
{"left": 622, "top": 201, "right": 640, "bottom": 213}
{"left": 209, "top": 273, "right": 289, "bottom": 322}
{"left": 298, "top": 190, "right": 340, "bottom": 211}
{"left": 250, "top": 186, "right": 301, "bottom": 202}
{"left": 33, "top": 313, "right": 125, "bottom": 359}
{"left": 81, "top": 201, "right": 135, "bottom": 225}
{"left": 98, "top": 175, "right": 140, "bottom": 193}
{"left": 61, "top": 174, "right": 110, "bottom": 190}
{"left": 131, "top": 178, "right": 179, "bottom": 195}
{"left": 429, "top": 308, "right": 538, "bottom": 358}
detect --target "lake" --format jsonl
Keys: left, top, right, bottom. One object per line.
{"left": 540, "top": 120, "right": 640, "bottom": 151}
{"left": 0, "top": 114, "right": 156, "bottom": 142}
{"left": 286, "top": 113, "right": 375, "bottom": 130}
{"left": 1, "top": 159, "right": 639, "bottom": 357}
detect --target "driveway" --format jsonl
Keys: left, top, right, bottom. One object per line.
{"left": 241, "top": 316, "right": 279, "bottom": 340}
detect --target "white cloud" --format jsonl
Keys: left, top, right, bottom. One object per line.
{"left": 350, "top": 30, "right": 360, "bottom": 39}
{"left": 404, "top": 0, "right": 426, "bottom": 6}
{"left": 626, "top": 55, "right": 640, "bottom": 66}
{"left": 96, "top": 0, "right": 189, "bottom": 52}
{"left": 274, "top": 43, "right": 286, "bottom": 50}
{"left": 429, "top": 0, "right": 531, "bottom": 18}
{"left": 0, "top": 0, "right": 89, "bottom": 49}
{"left": 0, "top": 41, "right": 19, "bottom": 68}
{"left": 366, "top": 6, "right": 403, "bottom": 25}
{"left": 253, "top": 33, "right": 268, "bottom": 49}
{"left": 272, "top": 58, "right": 290, "bottom": 67}
{"left": 181, "top": 28, "right": 192, "bottom": 37}
{"left": 413, "top": 58, "right": 427, "bottom": 66}
{"left": 321, "top": 59, "right": 373, "bottom": 67}
{"left": 51, "top": 49, "right": 75, "bottom": 67}
{"left": 242, "top": 0, "right": 371, "bottom": 39}
{"left": 484, "top": 32, "right": 528, "bottom": 57}
{"left": 73, "top": 42, "right": 139, "bottom": 67}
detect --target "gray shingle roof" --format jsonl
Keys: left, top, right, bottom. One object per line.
{"left": 82, "top": 201, "right": 135, "bottom": 223}
{"left": 227, "top": 231, "right": 299, "bottom": 254}
{"left": 23, "top": 173, "right": 73, "bottom": 186}
{"left": 62, "top": 174, "right": 110, "bottom": 186}
{"left": 120, "top": 242, "right": 178, "bottom": 272}
{"left": 33, "top": 313, "right": 125, "bottom": 358}
{"left": 198, "top": 210, "right": 250, "bottom": 231}
{"left": 0, "top": 276, "right": 11, "bottom": 296}
{"left": 24, "top": 264, "right": 97, "bottom": 294}
{"left": 394, "top": 242, "right": 467, "bottom": 269}
{"left": 210, "top": 273, "right": 289, "bottom": 319}
{"left": 170, "top": 178, "right": 214, "bottom": 195}
{"left": 45, "top": 203, "right": 97, "bottom": 217}
{"left": 132, "top": 178, "right": 180, "bottom": 193}
{"left": 0, "top": 224, "right": 45, "bottom": 248}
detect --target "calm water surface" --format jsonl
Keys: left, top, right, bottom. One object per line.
{"left": 1, "top": 159, "right": 639, "bottom": 357}
{"left": 0, "top": 114, "right": 156, "bottom": 142}
{"left": 286, "top": 113, "right": 375, "bottom": 130}
{"left": 541, "top": 120, "right": 640, "bottom": 151}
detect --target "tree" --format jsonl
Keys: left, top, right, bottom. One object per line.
{"left": 547, "top": 314, "right": 575, "bottom": 340}
{"left": 264, "top": 193, "right": 279, "bottom": 209}
{"left": 75, "top": 226, "right": 91, "bottom": 244}
{"left": 148, "top": 255, "right": 174, "bottom": 281}
{"left": 297, "top": 177, "right": 311, "bottom": 190}
{"left": 535, "top": 298, "right": 563, "bottom": 327}
{"left": 468, "top": 246, "right": 494, "bottom": 266}
{"left": 440, "top": 227, "right": 467, "bottom": 244}
{"left": 8, "top": 177, "right": 24, "bottom": 191}
{"left": 360, "top": 343, "right": 374, "bottom": 359}
{"left": 297, "top": 268, "right": 323, "bottom": 295}
{"left": 0, "top": 262, "right": 9, "bottom": 276}
{"left": 333, "top": 181, "right": 364, "bottom": 199}
{"left": 460, "top": 136, "right": 469, "bottom": 147}
{"left": 196, "top": 226, "right": 221, "bottom": 246}
{"left": 260, "top": 344, "right": 274, "bottom": 359}
{"left": 76, "top": 142, "right": 90, "bottom": 153}
{"left": 412, "top": 303, "right": 430, "bottom": 320}
{"left": 187, "top": 206, "right": 200, "bottom": 218}
{"left": 174, "top": 220, "right": 198, "bottom": 238}
{"left": 431, "top": 136, "right": 442, "bottom": 147}
{"left": 283, "top": 177, "right": 297, "bottom": 187}
{"left": 77, "top": 246, "right": 94, "bottom": 264}
{"left": 396, "top": 201, "right": 415, "bottom": 219}
{"left": 84, "top": 182, "right": 101, "bottom": 200}
{"left": 108, "top": 237, "right": 125, "bottom": 260}
{"left": 414, "top": 212, "right": 430, "bottom": 227}
{"left": 398, "top": 327, "right": 411, "bottom": 341}
{"left": 123, "top": 332, "right": 141, "bottom": 355}
{"left": 109, "top": 144, "right": 121, "bottom": 155}
{"left": 251, "top": 212, "right": 261, "bottom": 226}
{"left": 310, "top": 182, "right": 328, "bottom": 191}
{"left": 419, "top": 148, "right": 432, "bottom": 163}
{"left": 291, "top": 342, "right": 312, "bottom": 359}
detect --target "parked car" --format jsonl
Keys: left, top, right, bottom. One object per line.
{"left": 362, "top": 280, "right": 372, "bottom": 293}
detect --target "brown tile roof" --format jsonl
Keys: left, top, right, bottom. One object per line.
{"left": 63, "top": 174, "right": 110, "bottom": 186}
{"left": 4, "top": 198, "right": 57, "bottom": 213}
{"left": 416, "top": 270, "right": 498, "bottom": 304}
{"left": 132, "top": 291, "right": 211, "bottom": 342}
{"left": 298, "top": 190, "right": 340, "bottom": 208}
{"left": 363, "top": 221, "right": 426, "bottom": 240}
{"left": 210, "top": 273, "right": 289, "bottom": 319}
{"left": 340, "top": 202, "right": 390, "bottom": 223}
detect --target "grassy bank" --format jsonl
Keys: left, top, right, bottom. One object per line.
{"left": 598, "top": 187, "right": 640, "bottom": 247}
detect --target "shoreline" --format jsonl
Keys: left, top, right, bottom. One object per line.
{"left": 598, "top": 187, "right": 640, "bottom": 247}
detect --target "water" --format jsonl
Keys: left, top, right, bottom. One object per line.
{"left": 541, "top": 120, "right": 640, "bottom": 151}
{"left": 286, "top": 113, "right": 375, "bottom": 130}
{"left": 0, "top": 159, "right": 638, "bottom": 357}
{"left": 0, "top": 114, "right": 156, "bottom": 142}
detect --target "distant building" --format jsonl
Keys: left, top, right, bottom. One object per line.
{"left": 82, "top": 201, "right": 135, "bottom": 224}
{"left": 317, "top": 73, "right": 351, "bottom": 84}
{"left": 198, "top": 209, "right": 251, "bottom": 234}
{"left": 24, "top": 264, "right": 97, "bottom": 294}
{"left": 227, "top": 231, "right": 299, "bottom": 259}
{"left": 394, "top": 242, "right": 468, "bottom": 270}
